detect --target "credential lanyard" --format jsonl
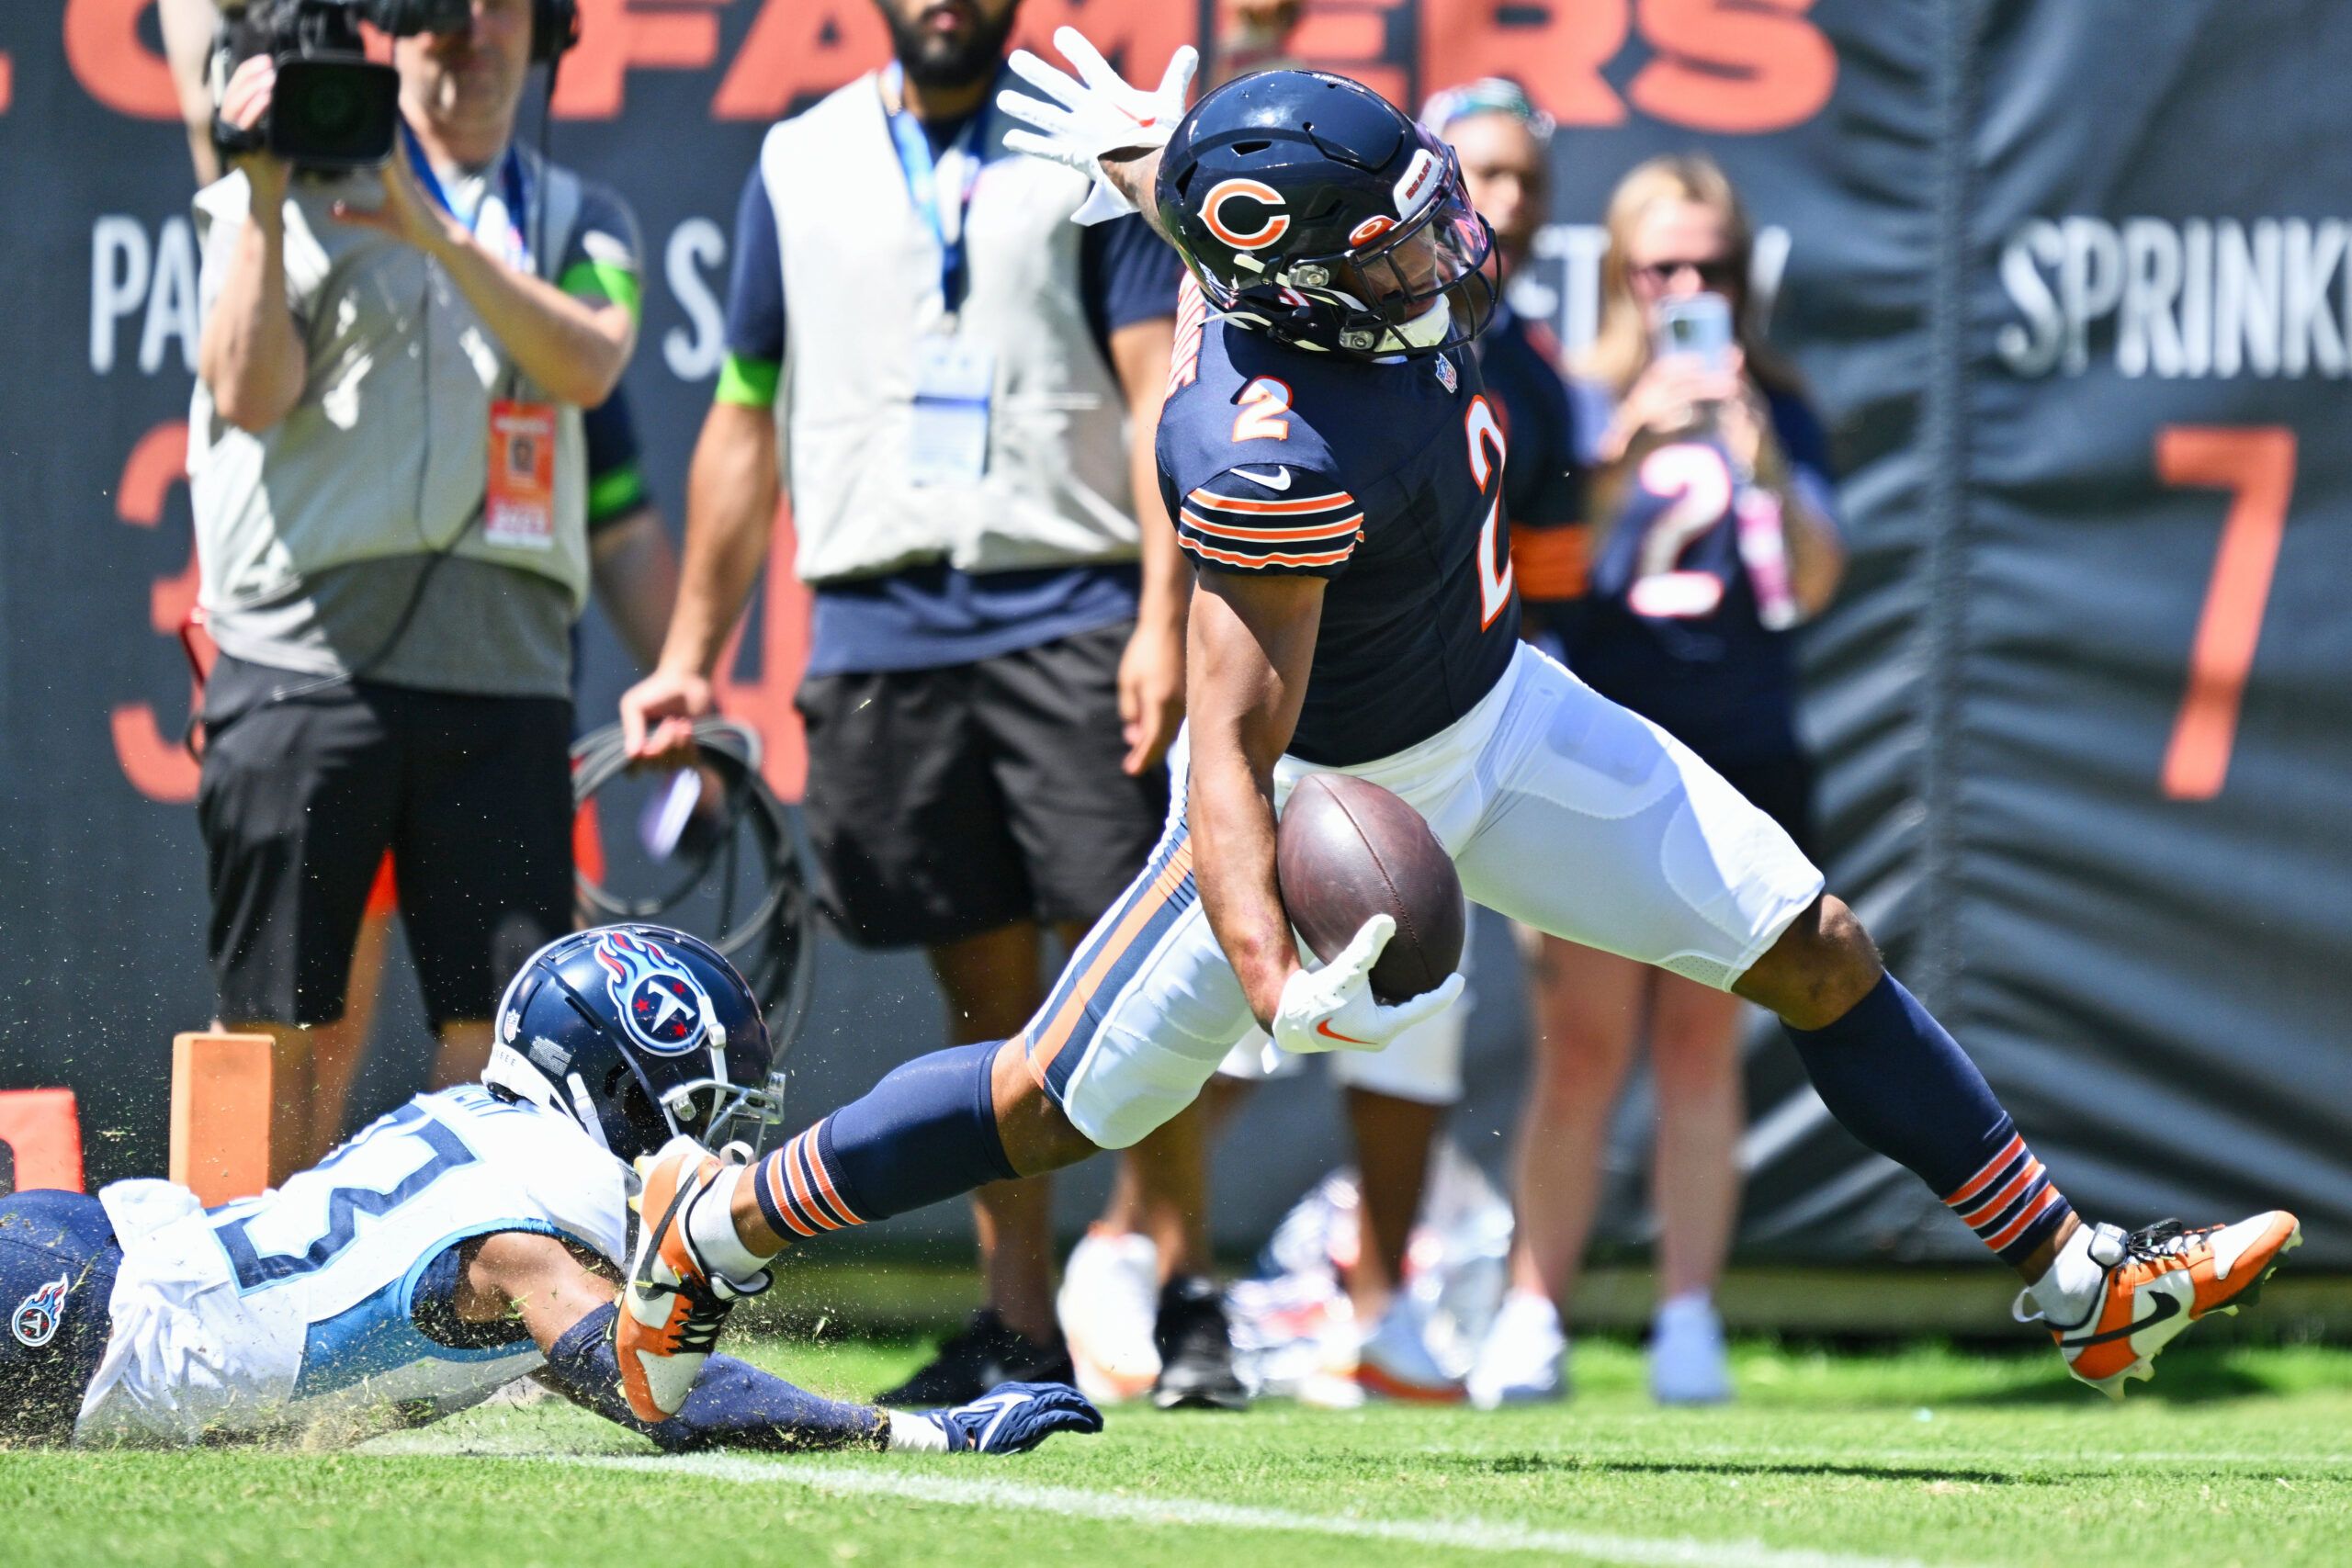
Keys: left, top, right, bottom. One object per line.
{"left": 400, "top": 121, "right": 534, "bottom": 274}
{"left": 883, "top": 62, "right": 989, "bottom": 321}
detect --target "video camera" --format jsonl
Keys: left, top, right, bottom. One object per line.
{"left": 217, "top": 0, "right": 472, "bottom": 170}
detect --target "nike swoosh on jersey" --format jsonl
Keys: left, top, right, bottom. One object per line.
{"left": 1230, "top": 465, "right": 1292, "bottom": 490}
{"left": 2062, "top": 1289, "right": 2182, "bottom": 1347}
{"left": 1315, "top": 1019, "right": 1374, "bottom": 1045}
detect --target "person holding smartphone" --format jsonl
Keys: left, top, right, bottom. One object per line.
{"left": 1468, "top": 152, "right": 1846, "bottom": 1409}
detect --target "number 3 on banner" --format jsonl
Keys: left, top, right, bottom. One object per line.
{"left": 2157, "top": 425, "right": 2295, "bottom": 801}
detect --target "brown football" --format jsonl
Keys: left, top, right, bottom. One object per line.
{"left": 1275, "top": 773, "right": 1464, "bottom": 1003}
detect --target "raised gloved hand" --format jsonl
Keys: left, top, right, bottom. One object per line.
{"left": 895, "top": 1382, "right": 1105, "bottom": 1455}
{"left": 997, "top": 27, "right": 1199, "bottom": 223}
{"left": 1271, "top": 913, "right": 1465, "bottom": 1056}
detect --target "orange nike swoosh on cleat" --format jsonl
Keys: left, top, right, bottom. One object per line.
{"left": 1316, "top": 1020, "right": 1374, "bottom": 1045}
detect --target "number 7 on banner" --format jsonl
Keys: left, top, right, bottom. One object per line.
{"left": 2156, "top": 425, "right": 2295, "bottom": 802}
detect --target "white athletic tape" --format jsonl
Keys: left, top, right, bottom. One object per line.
{"left": 556, "top": 1453, "right": 1973, "bottom": 1568}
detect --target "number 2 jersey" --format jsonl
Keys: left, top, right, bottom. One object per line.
{"left": 75, "top": 1086, "right": 628, "bottom": 1445}
{"left": 1159, "top": 288, "right": 1521, "bottom": 766}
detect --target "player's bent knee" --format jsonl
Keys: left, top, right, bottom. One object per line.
{"left": 990, "top": 1042, "right": 1104, "bottom": 1174}
{"left": 1736, "top": 894, "right": 1883, "bottom": 1031}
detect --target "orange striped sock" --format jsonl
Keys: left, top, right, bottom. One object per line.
{"left": 1942, "top": 1118, "right": 2075, "bottom": 1266}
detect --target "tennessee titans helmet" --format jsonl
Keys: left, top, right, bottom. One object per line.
{"left": 1155, "top": 69, "right": 1498, "bottom": 358}
{"left": 483, "top": 924, "right": 785, "bottom": 1161}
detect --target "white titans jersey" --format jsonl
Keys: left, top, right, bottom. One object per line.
{"left": 75, "top": 1086, "right": 630, "bottom": 1446}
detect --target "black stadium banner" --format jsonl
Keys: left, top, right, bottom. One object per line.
{"left": 2, "top": 1, "right": 2346, "bottom": 1264}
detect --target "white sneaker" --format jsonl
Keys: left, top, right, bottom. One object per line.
{"left": 1466, "top": 1290, "right": 1567, "bottom": 1409}
{"left": 1649, "top": 1292, "right": 1733, "bottom": 1405}
{"left": 1353, "top": 1294, "right": 1464, "bottom": 1403}
{"left": 1057, "top": 1227, "right": 1161, "bottom": 1404}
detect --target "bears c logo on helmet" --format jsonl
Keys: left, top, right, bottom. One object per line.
{"left": 593, "top": 931, "right": 712, "bottom": 1056}
{"left": 12, "top": 1273, "right": 68, "bottom": 1348}
{"left": 1202, "top": 178, "right": 1292, "bottom": 251}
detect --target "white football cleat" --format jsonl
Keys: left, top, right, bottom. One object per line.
{"left": 617, "top": 1135, "right": 763, "bottom": 1423}
{"left": 1648, "top": 1293, "right": 1733, "bottom": 1405}
{"left": 1057, "top": 1227, "right": 1162, "bottom": 1404}
{"left": 1466, "top": 1290, "right": 1568, "bottom": 1410}
{"left": 2020, "top": 1211, "right": 2301, "bottom": 1400}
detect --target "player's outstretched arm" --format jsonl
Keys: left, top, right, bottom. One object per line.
{"left": 466, "top": 1230, "right": 878, "bottom": 1452}
{"left": 469, "top": 1233, "right": 1101, "bottom": 1454}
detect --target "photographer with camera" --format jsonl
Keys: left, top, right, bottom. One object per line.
{"left": 189, "top": 0, "right": 642, "bottom": 1178}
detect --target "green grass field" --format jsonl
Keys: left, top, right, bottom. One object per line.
{"left": 9, "top": 1331, "right": 2348, "bottom": 1568}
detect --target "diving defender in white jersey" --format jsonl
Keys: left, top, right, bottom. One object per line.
{"left": 614, "top": 39, "right": 2300, "bottom": 1422}
{"left": 0, "top": 926, "right": 1096, "bottom": 1453}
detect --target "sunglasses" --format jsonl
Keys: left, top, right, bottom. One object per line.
{"left": 1632, "top": 257, "right": 1742, "bottom": 289}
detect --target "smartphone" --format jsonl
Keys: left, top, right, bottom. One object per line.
{"left": 1654, "top": 292, "right": 1735, "bottom": 373}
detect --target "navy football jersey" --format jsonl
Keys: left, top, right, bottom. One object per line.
{"left": 1157, "top": 289, "right": 1521, "bottom": 767}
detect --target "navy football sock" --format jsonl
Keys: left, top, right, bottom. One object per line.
{"left": 752, "top": 1041, "right": 1017, "bottom": 1241}
{"left": 1784, "top": 973, "right": 2074, "bottom": 1267}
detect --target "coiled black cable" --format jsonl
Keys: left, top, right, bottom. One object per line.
{"left": 570, "top": 717, "right": 816, "bottom": 1056}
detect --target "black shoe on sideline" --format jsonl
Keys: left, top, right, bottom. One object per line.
{"left": 876, "top": 1309, "right": 1075, "bottom": 1406}
{"left": 1151, "top": 1274, "right": 1250, "bottom": 1411}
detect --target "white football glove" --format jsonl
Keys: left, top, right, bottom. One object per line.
{"left": 1272, "top": 913, "right": 1466, "bottom": 1057}
{"left": 997, "top": 27, "right": 1199, "bottom": 224}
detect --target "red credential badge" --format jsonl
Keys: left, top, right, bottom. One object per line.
{"left": 486, "top": 400, "right": 558, "bottom": 549}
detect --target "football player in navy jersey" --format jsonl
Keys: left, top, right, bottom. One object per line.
{"left": 611, "top": 36, "right": 2300, "bottom": 1424}
{"left": 1420, "top": 79, "right": 1587, "bottom": 620}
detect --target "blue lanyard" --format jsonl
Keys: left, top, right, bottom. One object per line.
{"left": 882, "top": 62, "right": 990, "bottom": 317}
{"left": 400, "top": 122, "right": 534, "bottom": 273}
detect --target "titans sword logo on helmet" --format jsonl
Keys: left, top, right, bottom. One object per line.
{"left": 11, "top": 1274, "right": 68, "bottom": 1348}
{"left": 594, "top": 929, "right": 714, "bottom": 1056}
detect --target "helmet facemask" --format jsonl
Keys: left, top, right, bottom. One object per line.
{"left": 484, "top": 925, "right": 789, "bottom": 1165}
{"left": 1285, "top": 171, "right": 1498, "bottom": 358}
{"left": 623, "top": 988, "right": 789, "bottom": 1157}
{"left": 655, "top": 1067, "right": 789, "bottom": 1157}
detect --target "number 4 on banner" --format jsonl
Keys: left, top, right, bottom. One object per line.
{"left": 2157, "top": 425, "right": 2295, "bottom": 801}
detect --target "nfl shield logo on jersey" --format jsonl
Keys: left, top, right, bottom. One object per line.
{"left": 593, "top": 930, "right": 712, "bottom": 1056}
{"left": 1435, "top": 354, "right": 1458, "bottom": 394}
{"left": 11, "top": 1272, "right": 68, "bottom": 1348}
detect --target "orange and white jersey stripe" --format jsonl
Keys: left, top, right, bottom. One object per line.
{"left": 1176, "top": 468, "right": 1363, "bottom": 575}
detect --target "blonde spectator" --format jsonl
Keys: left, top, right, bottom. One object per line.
{"left": 1470, "top": 152, "right": 1846, "bottom": 1408}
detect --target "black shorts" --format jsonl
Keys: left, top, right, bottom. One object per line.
{"left": 797, "top": 623, "right": 1170, "bottom": 949}
{"left": 196, "top": 657, "right": 572, "bottom": 1029}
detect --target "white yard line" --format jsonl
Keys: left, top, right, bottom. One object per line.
{"left": 1409, "top": 1439, "right": 2352, "bottom": 1472}
{"left": 552, "top": 1451, "right": 1984, "bottom": 1568}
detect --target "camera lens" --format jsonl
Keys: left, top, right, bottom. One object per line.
{"left": 302, "top": 78, "right": 361, "bottom": 137}
{"left": 270, "top": 58, "right": 401, "bottom": 167}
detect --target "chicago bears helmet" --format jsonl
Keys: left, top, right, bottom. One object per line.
{"left": 1155, "top": 69, "right": 1498, "bottom": 358}
{"left": 483, "top": 924, "right": 785, "bottom": 1161}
